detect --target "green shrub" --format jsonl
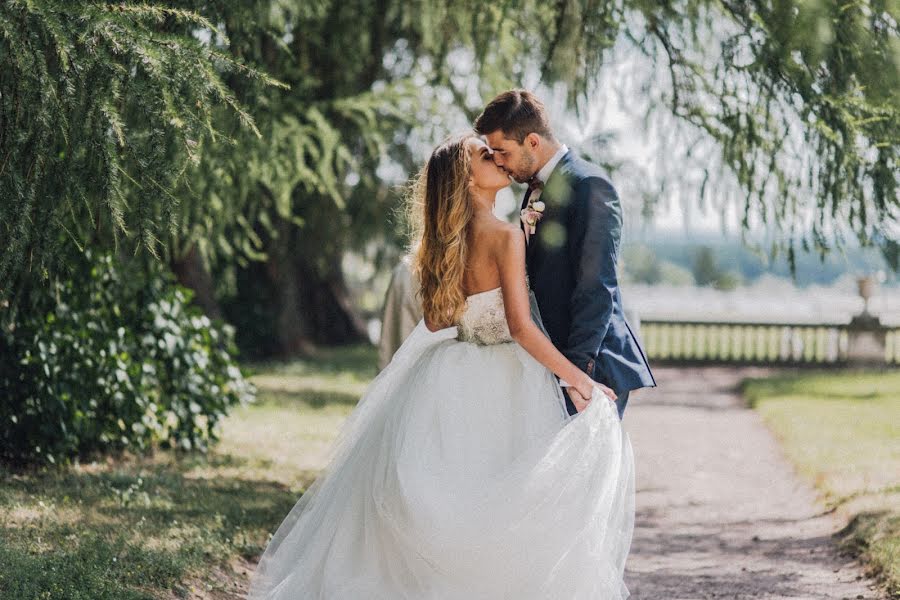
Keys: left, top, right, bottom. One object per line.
{"left": 0, "top": 251, "right": 256, "bottom": 466}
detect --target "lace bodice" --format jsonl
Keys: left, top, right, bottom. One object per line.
{"left": 456, "top": 286, "right": 514, "bottom": 346}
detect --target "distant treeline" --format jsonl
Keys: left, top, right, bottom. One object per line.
{"left": 622, "top": 233, "right": 894, "bottom": 288}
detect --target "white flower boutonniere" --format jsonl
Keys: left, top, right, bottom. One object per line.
{"left": 520, "top": 199, "right": 545, "bottom": 238}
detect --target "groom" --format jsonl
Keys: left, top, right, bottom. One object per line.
{"left": 474, "top": 89, "right": 657, "bottom": 420}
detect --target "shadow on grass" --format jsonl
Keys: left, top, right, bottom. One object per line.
{"left": 257, "top": 387, "right": 362, "bottom": 408}
{"left": 243, "top": 343, "right": 379, "bottom": 380}
{"left": 243, "top": 343, "right": 380, "bottom": 410}
{"left": 0, "top": 452, "right": 299, "bottom": 600}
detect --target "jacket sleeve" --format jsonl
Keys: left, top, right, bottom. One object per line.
{"left": 562, "top": 175, "right": 622, "bottom": 377}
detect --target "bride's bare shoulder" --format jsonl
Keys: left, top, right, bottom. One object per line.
{"left": 477, "top": 220, "right": 523, "bottom": 252}
{"left": 494, "top": 222, "right": 525, "bottom": 256}
{"left": 468, "top": 219, "right": 525, "bottom": 272}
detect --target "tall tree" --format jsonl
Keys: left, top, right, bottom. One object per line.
{"left": 0, "top": 0, "right": 282, "bottom": 320}
{"left": 189, "top": 0, "right": 898, "bottom": 352}
{"left": 2, "top": 1, "right": 897, "bottom": 353}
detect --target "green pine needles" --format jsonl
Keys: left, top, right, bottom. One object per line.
{"left": 0, "top": 1, "right": 284, "bottom": 313}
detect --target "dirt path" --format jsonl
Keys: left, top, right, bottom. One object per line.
{"left": 622, "top": 365, "right": 883, "bottom": 599}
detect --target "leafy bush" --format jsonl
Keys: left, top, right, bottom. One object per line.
{"left": 0, "top": 252, "right": 256, "bottom": 466}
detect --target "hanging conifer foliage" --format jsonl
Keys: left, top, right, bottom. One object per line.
{"left": 0, "top": 1, "right": 284, "bottom": 317}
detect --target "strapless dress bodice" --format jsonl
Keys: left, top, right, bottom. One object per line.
{"left": 456, "top": 286, "right": 514, "bottom": 346}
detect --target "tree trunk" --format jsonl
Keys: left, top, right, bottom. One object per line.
{"left": 239, "top": 211, "right": 368, "bottom": 358}
{"left": 263, "top": 215, "right": 315, "bottom": 355}
{"left": 170, "top": 243, "right": 223, "bottom": 320}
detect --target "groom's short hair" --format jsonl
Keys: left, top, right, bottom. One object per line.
{"left": 474, "top": 90, "right": 555, "bottom": 144}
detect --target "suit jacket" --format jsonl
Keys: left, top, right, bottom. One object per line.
{"left": 521, "top": 150, "right": 657, "bottom": 393}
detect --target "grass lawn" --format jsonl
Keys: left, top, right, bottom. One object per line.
{"left": 0, "top": 344, "right": 379, "bottom": 600}
{"left": 740, "top": 368, "right": 900, "bottom": 598}
{"left": 6, "top": 346, "right": 896, "bottom": 598}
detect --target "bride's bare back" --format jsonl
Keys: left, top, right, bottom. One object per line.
{"left": 455, "top": 211, "right": 618, "bottom": 408}
{"left": 461, "top": 214, "right": 514, "bottom": 296}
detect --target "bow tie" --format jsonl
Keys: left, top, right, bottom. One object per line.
{"left": 527, "top": 176, "right": 544, "bottom": 192}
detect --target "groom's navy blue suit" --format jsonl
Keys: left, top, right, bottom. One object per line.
{"left": 522, "top": 150, "right": 656, "bottom": 419}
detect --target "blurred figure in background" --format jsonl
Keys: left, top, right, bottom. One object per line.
{"left": 377, "top": 253, "right": 423, "bottom": 370}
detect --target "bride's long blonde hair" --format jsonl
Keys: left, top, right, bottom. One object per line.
{"left": 405, "top": 132, "right": 476, "bottom": 329}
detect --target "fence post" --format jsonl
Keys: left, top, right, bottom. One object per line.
{"left": 846, "top": 275, "right": 889, "bottom": 366}
{"left": 846, "top": 312, "right": 888, "bottom": 366}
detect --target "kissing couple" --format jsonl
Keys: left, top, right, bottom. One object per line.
{"left": 247, "top": 89, "right": 658, "bottom": 600}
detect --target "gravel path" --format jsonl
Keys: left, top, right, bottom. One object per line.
{"left": 622, "top": 365, "right": 884, "bottom": 599}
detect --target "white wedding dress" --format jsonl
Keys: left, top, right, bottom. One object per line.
{"left": 246, "top": 285, "right": 635, "bottom": 600}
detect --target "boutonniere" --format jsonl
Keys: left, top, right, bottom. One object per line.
{"left": 520, "top": 200, "right": 545, "bottom": 237}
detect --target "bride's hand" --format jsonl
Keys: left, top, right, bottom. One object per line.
{"left": 573, "top": 375, "right": 616, "bottom": 404}
{"left": 592, "top": 382, "right": 617, "bottom": 403}
{"left": 565, "top": 387, "right": 592, "bottom": 413}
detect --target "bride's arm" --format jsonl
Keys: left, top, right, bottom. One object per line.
{"left": 495, "top": 227, "right": 604, "bottom": 400}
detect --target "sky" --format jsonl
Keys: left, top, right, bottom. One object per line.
{"left": 393, "top": 21, "right": 894, "bottom": 251}
{"left": 542, "top": 51, "right": 736, "bottom": 237}
{"left": 524, "top": 24, "right": 832, "bottom": 241}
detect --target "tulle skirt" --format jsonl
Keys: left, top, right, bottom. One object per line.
{"left": 246, "top": 320, "right": 635, "bottom": 600}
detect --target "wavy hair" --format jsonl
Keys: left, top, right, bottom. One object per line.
{"left": 405, "top": 132, "right": 476, "bottom": 329}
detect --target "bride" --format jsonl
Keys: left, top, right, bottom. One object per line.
{"left": 246, "top": 133, "right": 635, "bottom": 600}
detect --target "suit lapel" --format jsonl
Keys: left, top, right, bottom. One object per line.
{"left": 519, "top": 187, "right": 532, "bottom": 235}
{"left": 542, "top": 151, "right": 574, "bottom": 204}
{"left": 523, "top": 150, "right": 574, "bottom": 260}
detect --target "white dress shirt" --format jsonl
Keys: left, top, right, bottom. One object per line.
{"left": 533, "top": 143, "right": 569, "bottom": 187}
